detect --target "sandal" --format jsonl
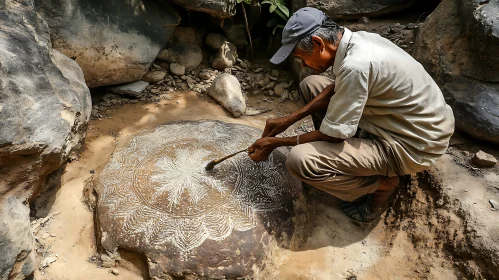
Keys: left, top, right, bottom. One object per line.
{"left": 340, "top": 194, "right": 377, "bottom": 223}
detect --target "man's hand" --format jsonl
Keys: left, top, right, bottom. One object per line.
{"left": 248, "top": 137, "right": 279, "bottom": 162}
{"left": 262, "top": 117, "right": 293, "bottom": 138}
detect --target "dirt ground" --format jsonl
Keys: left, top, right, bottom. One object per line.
{"left": 29, "top": 82, "right": 499, "bottom": 280}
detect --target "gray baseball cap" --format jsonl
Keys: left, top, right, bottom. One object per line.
{"left": 270, "top": 7, "right": 327, "bottom": 64}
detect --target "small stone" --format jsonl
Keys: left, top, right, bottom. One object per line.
{"left": 274, "top": 82, "right": 289, "bottom": 96}
{"left": 489, "top": 199, "right": 499, "bottom": 210}
{"left": 170, "top": 63, "right": 186, "bottom": 77}
{"left": 150, "top": 89, "right": 160, "bottom": 94}
{"left": 100, "top": 254, "right": 115, "bottom": 268}
{"left": 40, "top": 257, "right": 57, "bottom": 268}
{"left": 41, "top": 232, "right": 50, "bottom": 239}
{"left": 268, "top": 90, "right": 274, "bottom": 96}
{"left": 142, "top": 70, "right": 166, "bottom": 83}
{"left": 265, "top": 81, "right": 276, "bottom": 90}
{"left": 406, "top": 23, "right": 419, "bottom": 29}
{"left": 111, "top": 269, "right": 119, "bottom": 276}
{"left": 212, "top": 42, "right": 238, "bottom": 70}
{"left": 199, "top": 72, "right": 211, "bottom": 80}
{"left": 472, "top": 150, "right": 497, "bottom": 167}
{"left": 271, "top": 69, "right": 280, "bottom": 77}
{"left": 208, "top": 73, "right": 246, "bottom": 117}
{"left": 254, "top": 68, "right": 263, "bottom": 73}
{"left": 157, "top": 49, "right": 176, "bottom": 63}
{"left": 257, "top": 77, "right": 270, "bottom": 88}
{"left": 360, "top": 16, "right": 369, "bottom": 24}
{"left": 50, "top": 233, "right": 57, "bottom": 237}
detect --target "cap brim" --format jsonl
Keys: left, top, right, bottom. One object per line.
{"left": 270, "top": 42, "right": 297, "bottom": 64}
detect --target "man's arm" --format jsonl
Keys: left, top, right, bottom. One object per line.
{"left": 261, "top": 82, "right": 336, "bottom": 137}
{"left": 248, "top": 130, "right": 343, "bottom": 162}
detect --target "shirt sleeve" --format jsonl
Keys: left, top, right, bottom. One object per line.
{"left": 320, "top": 65, "right": 369, "bottom": 139}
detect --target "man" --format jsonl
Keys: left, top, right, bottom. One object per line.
{"left": 247, "top": 7, "right": 455, "bottom": 223}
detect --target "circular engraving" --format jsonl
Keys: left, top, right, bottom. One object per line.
{"left": 96, "top": 120, "right": 302, "bottom": 278}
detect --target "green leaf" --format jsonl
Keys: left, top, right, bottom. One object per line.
{"left": 276, "top": 3, "right": 289, "bottom": 18}
{"left": 272, "top": 24, "right": 284, "bottom": 35}
{"left": 274, "top": 8, "right": 288, "bottom": 21}
{"left": 269, "top": 4, "right": 277, "bottom": 13}
{"left": 236, "top": 0, "right": 243, "bottom": 3}
{"left": 261, "top": 0, "right": 272, "bottom": 5}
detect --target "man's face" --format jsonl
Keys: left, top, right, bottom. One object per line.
{"left": 292, "top": 36, "right": 335, "bottom": 73}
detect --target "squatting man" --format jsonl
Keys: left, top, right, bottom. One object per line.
{"left": 247, "top": 7, "right": 455, "bottom": 223}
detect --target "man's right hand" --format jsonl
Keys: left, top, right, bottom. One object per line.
{"left": 262, "top": 116, "right": 293, "bottom": 138}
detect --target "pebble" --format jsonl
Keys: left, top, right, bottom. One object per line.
{"left": 254, "top": 68, "right": 263, "bottom": 73}
{"left": 150, "top": 89, "right": 160, "bottom": 94}
{"left": 268, "top": 89, "right": 275, "bottom": 96}
{"left": 50, "top": 233, "right": 57, "bottom": 237}
{"left": 472, "top": 150, "right": 497, "bottom": 167}
{"left": 274, "top": 82, "right": 289, "bottom": 96}
{"left": 41, "top": 232, "right": 50, "bottom": 239}
{"left": 271, "top": 69, "right": 280, "bottom": 77}
{"left": 199, "top": 72, "right": 211, "bottom": 80}
{"left": 170, "top": 63, "right": 186, "bottom": 76}
{"left": 490, "top": 199, "right": 499, "bottom": 211}
{"left": 111, "top": 269, "right": 120, "bottom": 276}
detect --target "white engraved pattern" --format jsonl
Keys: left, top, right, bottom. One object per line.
{"left": 98, "top": 121, "right": 291, "bottom": 254}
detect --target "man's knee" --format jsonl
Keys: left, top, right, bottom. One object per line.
{"left": 286, "top": 145, "right": 316, "bottom": 178}
{"left": 299, "top": 75, "right": 319, "bottom": 95}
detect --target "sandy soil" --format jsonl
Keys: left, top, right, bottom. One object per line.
{"left": 31, "top": 87, "right": 499, "bottom": 280}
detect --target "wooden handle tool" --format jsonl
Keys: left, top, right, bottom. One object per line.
{"left": 205, "top": 149, "right": 247, "bottom": 171}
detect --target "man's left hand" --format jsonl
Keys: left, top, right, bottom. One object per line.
{"left": 248, "top": 137, "right": 279, "bottom": 162}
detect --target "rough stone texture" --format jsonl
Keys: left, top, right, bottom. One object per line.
{"left": 170, "top": 63, "right": 186, "bottom": 77}
{"left": 35, "top": 0, "right": 180, "bottom": 87}
{"left": 205, "top": 33, "right": 227, "bottom": 50}
{"left": 159, "top": 0, "right": 237, "bottom": 18}
{"left": 212, "top": 42, "right": 238, "bottom": 70}
{"left": 95, "top": 121, "right": 302, "bottom": 279}
{"left": 209, "top": 74, "right": 246, "bottom": 117}
{"left": 142, "top": 70, "right": 167, "bottom": 83}
{"left": 169, "top": 26, "right": 205, "bottom": 47}
{"left": 292, "top": 0, "right": 418, "bottom": 19}
{"left": 157, "top": 43, "right": 203, "bottom": 72}
{"left": 441, "top": 77, "right": 499, "bottom": 144}
{"left": 0, "top": 1, "right": 91, "bottom": 279}
{"left": 472, "top": 150, "right": 497, "bottom": 168}
{"left": 413, "top": 0, "right": 499, "bottom": 144}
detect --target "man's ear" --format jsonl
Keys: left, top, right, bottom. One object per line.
{"left": 311, "top": 36, "right": 324, "bottom": 51}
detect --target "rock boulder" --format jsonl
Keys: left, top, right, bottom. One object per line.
{"left": 413, "top": 0, "right": 499, "bottom": 143}
{"left": 0, "top": 2, "right": 91, "bottom": 278}
{"left": 292, "top": 0, "right": 418, "bottom": 19}
{"left": 35, "top": 0, "right": 180, "bottom": 87}
{"left": 209, "top": 74, "right": 246, "bottom": 117}
{"left": 159, "top": 0, "right": 237, "bottom": 18}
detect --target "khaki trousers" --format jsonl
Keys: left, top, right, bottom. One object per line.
{"left": 286, "top": 75, "right": 398, "bottom": 202}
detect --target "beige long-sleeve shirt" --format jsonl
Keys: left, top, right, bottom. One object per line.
{"left": 320, "top": 28, "right": 455, "bottom": 175}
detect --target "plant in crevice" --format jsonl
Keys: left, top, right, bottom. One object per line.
{"left": 236, "top": 0, "right": 254, "bottom": 55}
{"left": 261, "top": 0, "right": 289, "bottom": 35}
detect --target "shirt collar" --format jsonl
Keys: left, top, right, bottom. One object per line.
{"left": 332, "top": 28, "right": 352, "bottom": 77}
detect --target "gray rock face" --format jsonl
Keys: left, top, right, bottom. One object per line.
{"left": 292, "top": 0, "right": 418, "bottom": 19}
{"left": 414, "top": 0, "right": 499, "bottom": 144}
{"left": 209, "top": 74, "right": 246, "bottom": 117}
{"left": 0, "top": 1, "right": 91, "bottom": 279}
{"left": 160, "top": 0, "right": 237, "bottom": 18}
{"left": 35, "top": 0, "right": 180, "bottom": 87}
{"left": 212, "top": 42, "right": 238, "bottom": 70}
{"left": 442, "top": 77, "right": 499, "bottom": 144}
{"left": 95, "top": 121, "right": 302, "bottom": 279}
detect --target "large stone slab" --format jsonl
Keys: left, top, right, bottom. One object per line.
{"left": 95, "top": 121, "right": 302, "bottom": 279}
{"left": 35, "top": 0, "right": 180, "bottom": 87}
{"left": 0, "top": 1, "right": 91, "bottom": 278}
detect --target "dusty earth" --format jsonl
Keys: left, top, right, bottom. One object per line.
{"left": 29, "top": 76, "right": 499, "bottom": 279}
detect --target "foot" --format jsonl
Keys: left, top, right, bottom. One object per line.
{"left": 340, "top": 176, "right": 400, "bottom": 223}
